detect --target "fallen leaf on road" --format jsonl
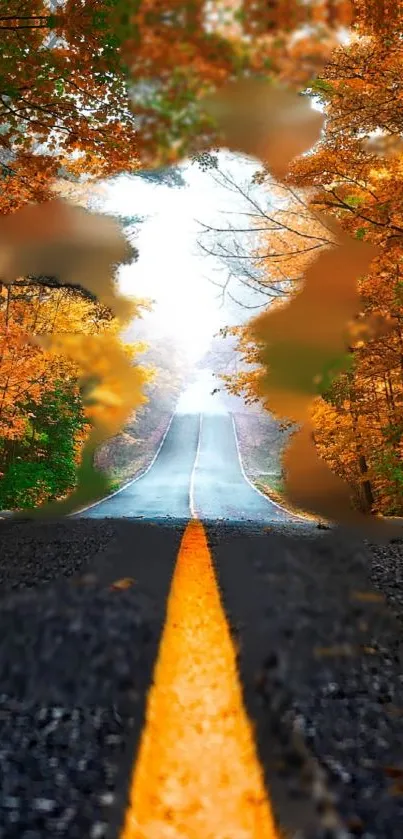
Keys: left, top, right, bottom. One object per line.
{"left": 386, "top": 707, "right": 403, "bottom": 718}
{"left": 314, "top": 644, "right": 355, "bottom": 658}
{"left": 110, "top": 577, "right": 136, "bottom": 590}
{"left": 351, "top": 591, "right": 386, "bottom": 604}
{"left": 383, "top": 766, "right": 403, "bottom": 779}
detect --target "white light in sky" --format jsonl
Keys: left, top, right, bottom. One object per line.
{"left": 100, "top": 153, "right": 258, "bottom": 363}
{"left": 176, "top": 369, "right": 228, "bottom": 414}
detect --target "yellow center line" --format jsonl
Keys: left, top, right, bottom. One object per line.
{"left": 120, "top": 520, "right": 280, "bottom": 839}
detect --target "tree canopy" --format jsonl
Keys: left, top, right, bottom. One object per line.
{"left": 1, "top": 0, "right": 402, "bottom": 523}
{"left": 221, "top": 1, "right": 403, "bottom": 522}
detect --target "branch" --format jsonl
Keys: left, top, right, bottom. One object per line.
{"left": 8, "top": 276, "right": 98, "bottom": 303}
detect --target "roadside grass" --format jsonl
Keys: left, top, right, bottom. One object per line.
{"left": 233, "top": 413, "right": 328, "bottom": 525}
{"left": 95, "top": 408, "right": 172, "bottom": 493}
{"left": 254, "top": 473, "right": 324, "bottom": 523}
{"left": 103, "top": 450, "right": 156, "bottom": 490}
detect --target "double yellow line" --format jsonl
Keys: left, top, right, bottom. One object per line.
{"left": 120, "top": 521, "right": 279, "bottom": 838}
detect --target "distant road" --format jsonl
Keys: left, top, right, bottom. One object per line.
{"left": 79, "top": 410, "right": 294, "bottom": 523}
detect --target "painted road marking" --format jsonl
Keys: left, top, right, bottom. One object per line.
{"left": 120, "top": 519, "right": 280, "bottom": 838}
{"left": 70, "top": 411, "right": 176, "bottom": 516}
{"left": 231, "top": 415, "right": 305, "bottom": 521}
{"left": 189, "top": 413, "right": 202, "bottom": 519}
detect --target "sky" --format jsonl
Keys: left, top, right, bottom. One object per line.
{"left": 99, "top": 152, "right": 262, "bottom": 364}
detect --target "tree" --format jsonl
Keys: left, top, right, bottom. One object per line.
{"left": 285, "top": 12, "right": 403, "bottom": 514}
{"left": 108, "top": 0, "right": 357, "bottom": 168}
{"left": 0, "top": 0, "right": 141, "bottom": 216}
{"left": 222, "top": 2, "right": 403, "bottom": 516}
{"left": 0, "top": 278, "right": 151, "bottom": 510}
{"left": 0, "top": 283, "right": 116, "bottom": 441}
{"left": 197, "top": 162, "right": 335, "bottom": 309}
{"left": 0, "top": 379, "right": 89, "bottom": 510}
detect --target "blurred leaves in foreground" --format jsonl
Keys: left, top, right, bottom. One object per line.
{"left": 1, "top": 1, "right": 402, "bottom": 532}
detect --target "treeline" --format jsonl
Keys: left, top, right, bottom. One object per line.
{"left": 1, "top": 0, "right": 395, "bottom": 510}
{"left": 226, "top": 7, "right": 403, "bottom": 515}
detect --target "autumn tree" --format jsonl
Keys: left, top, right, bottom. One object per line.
{"left": 0, "top": 277, "right": 150, "bottom": 509}
{"left": 104, "top": 0, "right": 358, "bottom": 168}
{"left": 197, "top": 161, "right": 335, "bottom": 309}
{"left": 286, "top": 5, "right": 403, "bottom": 514}
{"left": 0, "top": 0, "right": 143, "bottom": 215}
{"left": 221, "top": 1, "right": 403, "bottom": 515}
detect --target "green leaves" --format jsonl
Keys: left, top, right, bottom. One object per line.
{"left": 315, "top": 352, "right": 355, "bottom": 397}
{"left": 344, "top": 194, "right": 364, "bottom": 208}
{"left": 309, "top": 79, "right": 334, "bottom": 95}
{"left": 47, "top": 14, "right": 59, "bottom": 30}
{"left": 0, "top": 380, "right": 88, "bottom": 510}
{"left": 393, "top": 279, "right": 403, "bottom": 304}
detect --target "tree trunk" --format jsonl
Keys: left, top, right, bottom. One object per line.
{"left": 358, "top": 453, "right": 375, "bottom": 511}
{"left": 351, "top": 407, "right": 375, "bottom": 512}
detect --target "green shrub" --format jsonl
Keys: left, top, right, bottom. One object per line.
{"left": 0, "top": 462, "right": 55, "bottom": 509}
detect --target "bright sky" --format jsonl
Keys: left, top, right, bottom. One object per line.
{"left": 100, "top": 152, "right": 260, "bottom": 363}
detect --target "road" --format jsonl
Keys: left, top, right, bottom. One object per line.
{"left": 79, "top": 410, "right": 294, "bottom": 523}
{"left": 1, "top": 514, "right": 403, "bottom": 838}
{"left": 1, "top": 382, "right": 403, "bottom": 838}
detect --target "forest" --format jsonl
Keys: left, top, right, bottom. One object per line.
{"left": 0, "top": 0, "right": 402, "bottom": 518}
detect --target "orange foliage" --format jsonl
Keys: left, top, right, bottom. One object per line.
{"left": 228, "top": 4, "right": 403, "bottom": 518}
{"left": 3, "top": 0, "right": 402, "bottom": 518}
{"left": 0, "top": 284, "right": 115, "bottom": 441}
{"left": 0, "top": 0, "right": 140, "bottom": 216}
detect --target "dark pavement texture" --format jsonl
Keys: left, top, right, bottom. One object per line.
{"left": 0, "top": 407, "right": 402, "bottom": 837}
{"left": 0, "top": 519, "right": 402, "bottom": 837}
{"left": 208, "top": 523, "right": 403, "bottom": 839}
{"left": 0, "top": 521, "right": 184, "bottom": 839}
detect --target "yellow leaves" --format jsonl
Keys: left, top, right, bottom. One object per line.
{"left": 367, "top": 165, "right": 393, "bottom": 180}
{"left": 347, "top": 311, "right": 397, "bottom": 347}
{"left": 0, "top": 199, "right": 135, "bottom": 324}
{"left": 251, "top": 215, "right": 377, "bottom": 422}
{"left": 245, "top": 207, "right": 403, "bottom": 537}
{"left": 33, "top": 333, "right": 150, "bottom": 441}
{"left": 0, "top": 198, "right": 151, "bottom": 515}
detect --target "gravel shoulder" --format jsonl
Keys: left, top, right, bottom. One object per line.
{"left": 0, "top": 518, "right": 119, "bottom": 595}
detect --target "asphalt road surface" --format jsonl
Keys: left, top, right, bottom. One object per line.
{"left": 79, "top": 411, "right": 297, "bottom": 524}
{"left": 1, "top": 398, "right": 403, "bottom": 838}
